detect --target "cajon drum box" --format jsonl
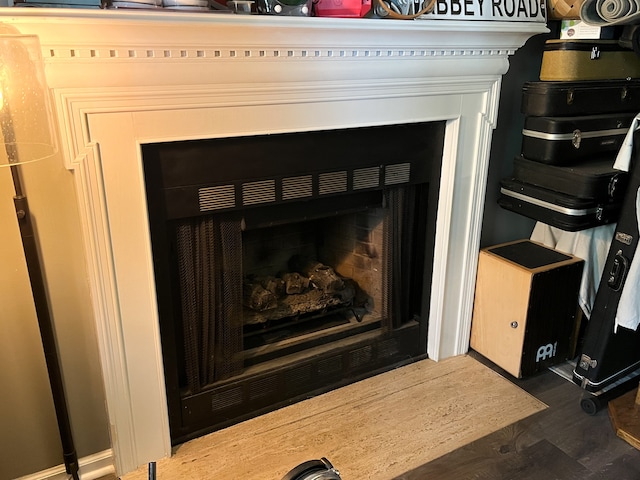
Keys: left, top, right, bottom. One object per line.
{"left": 471, "top": 239, "right": 584, "bottom": 378}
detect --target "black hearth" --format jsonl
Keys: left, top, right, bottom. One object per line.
{"left": 142, "top": 121, "right": 445, "bottom": 444}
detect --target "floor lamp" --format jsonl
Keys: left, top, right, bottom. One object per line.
{"left": 0, "top": 33, "right": 79, "bottom": 480}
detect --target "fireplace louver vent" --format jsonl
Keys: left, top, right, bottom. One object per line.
{"left": 282, "top": 175, "right": 313, "bottom": 200}
{"left": 354, "top": 167, "right": 380, "bottom": 190}
{"left": 198, "top": 185, "right": 236, "bottom": 212}
{"left": 242, "top": 180, "right": 276, "bottom": 205}
{"left": 285, "top": 364, "right": 314, "bottom": 395}
{"left": 210, "top": 386, "right": 243, "bottom": 412}
{"left": 197, "top": 163, "right": 412, "bottom": 213}
{"left": 317, "top": 356, "right": 343, "bottom": 377}
{"left": 350, "top": 345, "right": 373, "bottom": 368}
{"left": 378, "top": 338, "right": 400, "bottom": 358}
{"left": 385, "top": 163, "right": 411, "bottom": 185}
{"left": 319, "top": 171, "right": 348, "bottom": 195}
{"left": 248, "top": 375, "right": 278, "bottom": 401}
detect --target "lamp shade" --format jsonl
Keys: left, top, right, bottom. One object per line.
{"left": 0, "top": 34, "right": 57, "bottom": 168}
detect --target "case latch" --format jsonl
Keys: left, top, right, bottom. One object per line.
{"left": 579, "top": 354, "right": 598, "bottom": 370}
{"left": 590, "top": 46, "right": 601, "bottom": 60}
{"left": 608, "top": 173, "right": 622, "bottom": 199}
{"left": 572, "top": 129, "right": 582, "bottom": 148}
{"left": 608, "top": 249, "right": 630, "bottom": 291}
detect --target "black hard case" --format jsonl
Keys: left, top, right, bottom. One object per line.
{"left": 498, "top": 177, "right": 621, "bottom": 232}
{"left": 521, "top": 113, "right": 635, "bottom": 165}
{"left": 512, "top": 155, "right": 628, "bottom": 202}
{"left": 521, "top": 80, "right": 640, "bottom": 117}
{"left": 573, "top": 133, "right": 640, "bottom": 392}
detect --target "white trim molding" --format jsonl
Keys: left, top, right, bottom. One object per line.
{"left": 16, "top": 450, "right": 115, "bottom": 480}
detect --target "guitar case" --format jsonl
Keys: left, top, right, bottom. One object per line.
{"left": 573, "top": 130, "right": 640, "bottom": 391}
{"left": 498, "top": 176, "right": 622, "bottom": 232}
{"left": 521, "top": 80, "right": 640, "bottom": 117}
{"left": 540, "top": 40, "right": 640, "bottom": 81}
{"left": 512, "top": 155, "right": 628, "bottom": 201}
{"left": 521, "top": 113, "right": 636, "bottom": 165}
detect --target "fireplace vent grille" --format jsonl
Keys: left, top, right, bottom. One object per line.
{"left": 349, "top": 345, "right": 373, "bottom": 368}
{"left": 197, "top": 163, "right": 412, "bottom": 213}
{"left": 285, "top": 364, "right": 314, "bottom": 395}
{"left": 282, "top": 175, "right": 313, "bottom": 200}
{"left": 210, "top": 386, "right": 243, "bottom": 412}
{"left": 385, "top": 163, "right": 411, "bottom": 185}
{"left": 198, "top": 185, "right": 236, "bottom": 212}
{"left": 317, "top": 356, "right": 343, "bottom": 377}
{"left": 249, "top": 375, "right": 278, "bottom": 401}
{"left": 242, "top": 180, "right": 276, "bottom": 205}
{"left": 319, "top": 171, "right": 348, "bottom": 195}
{"left": 354, "top": 167, "right": 380, "bottom": 190}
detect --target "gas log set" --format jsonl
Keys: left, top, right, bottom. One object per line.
{"left": 243, "top": 256, "right": 364, "bottom": 324}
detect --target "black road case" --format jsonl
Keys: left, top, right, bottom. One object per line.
{"left": 521, "top": 80, "right": 640, "bottom": 117}
{"left": 512, "top": 155, "right": 628, "bottom": 201}
{"left": 573, "top": 133, "right": 640, "bottom": 392}
{"left": 499, "top": 177, "right": 621, "bottom": 232}
{"left": 521, "top": 113, "right": 636, "bottom": 165}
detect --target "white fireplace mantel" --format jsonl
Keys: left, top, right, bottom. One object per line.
{"left": 0, "top": 10, "right": 546, "bottom": 475}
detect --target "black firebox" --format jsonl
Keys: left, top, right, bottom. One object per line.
{"left": 142, "top": 121, "right": 445, "bottom": 445}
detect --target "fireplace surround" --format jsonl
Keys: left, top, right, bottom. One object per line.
{"left": 0, "top": 10, "right": 546, "bottom": 476}
{"left": 143, "top": 121, "right": 445, "bottom": 443}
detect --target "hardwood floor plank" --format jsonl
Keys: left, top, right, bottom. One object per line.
{"left": 596, "top": 452, "right": 640, "bottom": 479}
{"left": 399, "top": 354, "right": 640, "bottom": 480}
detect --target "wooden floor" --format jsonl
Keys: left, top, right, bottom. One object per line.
{"left": 396, "top": 352, "right": 640, "bottom": 480}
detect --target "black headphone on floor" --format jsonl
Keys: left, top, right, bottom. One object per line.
{"left": 281, "top": 457, "right": 342, "bottom": 480}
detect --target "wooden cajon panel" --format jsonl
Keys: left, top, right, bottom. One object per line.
{"left": 471, "top": 249, "right": 531, "bottom": 378}
{"left": 470, "top": 239, "right": 583, "bottom": 378}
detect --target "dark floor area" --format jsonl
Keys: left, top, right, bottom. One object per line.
{"left": 395, "top": 351, "right": 640, "bottom": 479}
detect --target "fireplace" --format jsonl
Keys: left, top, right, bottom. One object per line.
{"left": 0, "top": 10, "right": 546, "bottom": 476}
{"left": 143, "top": 121, "right": 445, "bottom": 442}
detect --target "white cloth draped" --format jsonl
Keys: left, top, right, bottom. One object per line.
{"left": 531, "top": 223, "right": 616, "bottom": 319}
{"left": 614, "top": 113, "right": 640, "bottom": 173}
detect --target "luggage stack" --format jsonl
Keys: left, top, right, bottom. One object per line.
{"left": 498, "top": 80, "right": 638, "bottom": 231}
{"left": 498, "top": 26, "right": 640, "bottom": 231}
{"left": 496, "top": 24, "right": 640, "bottom": 394}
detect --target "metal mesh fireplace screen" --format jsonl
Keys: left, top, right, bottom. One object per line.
{"left": 176, "top": 216, "right": 244, "bottom": 392}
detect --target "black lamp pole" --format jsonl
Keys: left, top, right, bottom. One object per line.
{"left": 4, "top": 130, "right": 80, "bottom": 479}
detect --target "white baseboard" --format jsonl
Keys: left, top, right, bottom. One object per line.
{"left": 16, "top": 449, "right": 115, "bottom": 480}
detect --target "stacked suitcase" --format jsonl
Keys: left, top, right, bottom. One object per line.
{"left": 497, "top": 32, "right": 640, "bottom": 393}
{"left": 498, "top": 80, "right": 639, "bottom": 231}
